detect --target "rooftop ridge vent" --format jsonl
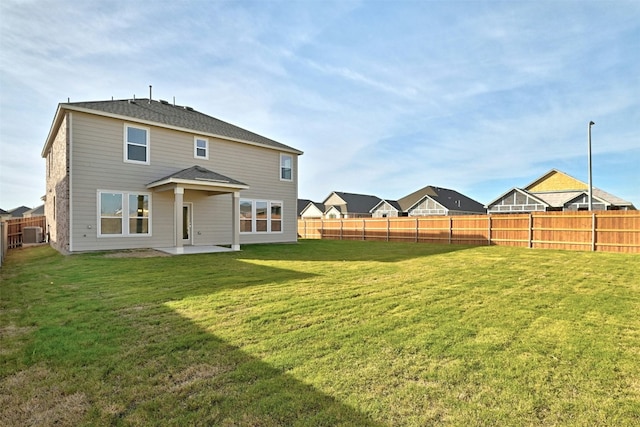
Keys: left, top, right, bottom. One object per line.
{"left": 128, "top": 99, "right": 136, "bottom": 104}
{"left": 159, "top": 99, "right": 169, "bottom": 105}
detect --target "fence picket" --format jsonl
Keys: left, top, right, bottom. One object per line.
{"left": 3, "top": 216, "right": 47, "bottom": 249}
{"left": 298, "top": 211, "right": 640, "bottom": 253}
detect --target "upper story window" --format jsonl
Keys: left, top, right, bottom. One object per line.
{"left": 280, "top": 153, "right": 292, "bottom": 181}
{"left": 194, "top": 137, "right": 208, "bottom": 159}
{"left": 124, "top": 124, "right": 149, "bottom": 164}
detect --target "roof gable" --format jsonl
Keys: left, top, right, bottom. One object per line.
{"left": 562, "top": 192, "right": 608, "bottom": 207}
{"left": 487, "top": 188, "right": 549, "bottom": 208}
{"left": 298, "top": 199, "right": 323, "bottom": 216}
{"left": 525, "top": 169, "right": 587, "bottom": 192}
{"left": 370, "top": 199, "right": 401, "bottom": 213}
{"left": 322, "top": 192, "right": 381, "bottom": 214}
{"left": 397, "top": 186, "right": 438, "bottom": 211}
{"left": 399, "top": 186, "right": 485, "bottom": 212}
{"left": 406, "top": 195, "right": 447, "bottom": 212}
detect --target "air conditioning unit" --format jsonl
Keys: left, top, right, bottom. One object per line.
{"left": 23, "top": 226, "right": 43, "bottom": 244}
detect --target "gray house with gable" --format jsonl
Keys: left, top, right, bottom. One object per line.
{"left": 371, "top": 186, "right": 485, "bottom": 217}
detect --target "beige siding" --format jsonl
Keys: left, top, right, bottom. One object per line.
{"left": 324, "top": 193, "right": 346, "bottom": 206}
{"left": 68, "top": 112, "right": 298, "bottom": 251}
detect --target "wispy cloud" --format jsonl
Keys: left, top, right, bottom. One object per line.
{"left": 1, "top": 0, "right": 638, "bottom": 209}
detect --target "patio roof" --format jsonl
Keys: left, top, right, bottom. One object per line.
{"left": 146, "top": 165, "right": 249, "bottom": 194}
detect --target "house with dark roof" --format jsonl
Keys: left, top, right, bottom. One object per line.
{"left": 321, "top": 192, "right": 382, "bottom": 218}
{"left": 487, "top": 169, "right": 635, "bottom": 213}
{"left": 369, "top": 199, "right": 403, "bottom": 218}
{"left": 22, "top": 205, "right": 45, "bottom": 218}
{"left": 370, "top": 186, "right": 485, "bottom": 217}
{"left": 297, "top": 199, "right": 324, "bottom": 219}
{"left": 7, "top": 206, "right": 31, "bottom": 218}
{"left": 41, "top": 98, "right": 303, "bottom": 253}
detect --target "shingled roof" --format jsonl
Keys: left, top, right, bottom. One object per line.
{"left": 326, "top": 192, "right": 382, "bottom": 214}
{"left": 148, "top": 165, "right": 248, "bottom": 187}
{"left": 43, "top": 98, "right": 302, "bottom": 156}
{"left": 398, "top": 186, "right": 485, "bottom": 213}
{"left": 297, "top": 199, "right": 324, "bottom": 216}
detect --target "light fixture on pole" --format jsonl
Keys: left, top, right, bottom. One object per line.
{"left": 588, "top": 121, "right": 595, "bottom": 211}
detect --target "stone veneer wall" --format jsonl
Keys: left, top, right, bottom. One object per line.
{"left": 45, "top": 113, "right": 70, "bottom": 253}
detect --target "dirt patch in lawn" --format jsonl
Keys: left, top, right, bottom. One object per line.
{"left": 0, "top": 366, "right": 89, "bottom": 427}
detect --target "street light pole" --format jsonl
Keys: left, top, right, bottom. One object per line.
{"left": 588, "top": 121, "right": 595, "bottom": 211}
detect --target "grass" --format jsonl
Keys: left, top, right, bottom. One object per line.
{"left": 1, "top": 240, "right": 639, "bottom": 426}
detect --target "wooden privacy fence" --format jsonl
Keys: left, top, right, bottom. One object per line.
{"left": 4, "top": 216, "right": 47, "bottom": 249}
{"left": 298, "top": 211, "right": 640, "bottom": 253}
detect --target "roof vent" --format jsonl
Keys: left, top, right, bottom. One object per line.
{"left": 184, "top": 106, "right": 194, "bottom": 111}
{"left": 128, "top": 99, "right": 136, "bottom": 104}
{"left": 160, "top": 99, "right": 169, "bottom": 105}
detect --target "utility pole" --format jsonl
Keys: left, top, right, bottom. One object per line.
{"left": 588, "top": 121, "right": 595, "bottom": 211}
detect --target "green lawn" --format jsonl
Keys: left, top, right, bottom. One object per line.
{"left": 1, "top": 240, "right": 639, "bottom": 426}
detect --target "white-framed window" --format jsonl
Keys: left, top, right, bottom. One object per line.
{"left": 280, "top": 153, "right": 293, "bottom": 181}
{"left": 98, "top": 190, "right": 151, "bottom": 237}
{"left": 240, "top": 199, "right": 283, "bottom": 233}
{"left": 194, "top": 137, "right": 208, "bottom": 159}
{"left": 124, "top": 124, "right": 150, "bottom": 164}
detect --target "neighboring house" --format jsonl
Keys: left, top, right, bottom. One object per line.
{"left": 369, "top": 199, "right": 403, "bottom": 218}
{"left": 8, "top": 206, "right": 31, "bottom": 218}
{"left": 487, "top": 169, "right": 636, "bottom": 213}
{"left": 298, "top": 199, "right": 324, "bottom": 219}
{"left": 41, "top": 98, "right": 303, "bottom": 254}
{"left": 322, "top": 192, "right": 382, "bottom": 218}
{"left": 371, "top": 186, "right": 486, "bottom": 217}
{"left": 0, "top": 208, "right": 10, "bottom": 220}
{"left": 23, "top": 205, "right": 45, "bottom": 218}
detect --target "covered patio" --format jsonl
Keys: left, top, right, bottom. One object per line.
{"left": 147, "top": 166, "right": 249, "bottom": 251}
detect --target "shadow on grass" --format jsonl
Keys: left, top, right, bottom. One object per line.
{"left": 3, "top": 246, "right": 384, "bottom": 426}
{"left": 237, "top": 238, "right": 475, "bottom": 263}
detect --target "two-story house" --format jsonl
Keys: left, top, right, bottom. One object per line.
{"left": 42, "top": 98, "right": 303, "bottom": 254}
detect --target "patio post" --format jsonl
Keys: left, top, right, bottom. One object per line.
{"left": 232, "top": 191, "right": 240, "bottom": 250}
{"left": 175, "top": 187, "right": 184, "bottom": 248}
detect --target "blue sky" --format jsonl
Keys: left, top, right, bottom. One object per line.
{"left": 1, "top": 0, "right": 639, "bottom": 210}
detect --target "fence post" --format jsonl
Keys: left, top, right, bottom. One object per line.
{"left": 415, "top": 217, "right": 419, "bottom": 243}
{"left": 487, "top": 215, "right": 492, "bottom": 246}
{"left": 528, "top": 213, "right": 533, "bottom": 249}
{"left": 386, "top": 217, "right": 390, "bottom": 241}
{"left": 340, "top": 219, "right": 343, "bottom": 240}
{"left": 362, "top": 219, "right": 366, "bottom": 241}
{"left": 591, "top": 213, "right": 596, "bottom": 252}
{"left": 448, "top": 217, "right": 452, "bottom": 245}
{"left": 0, "top": 221, "right": 5, "bottom": 267}
{"left": 321, "top": 218, "right": 324, "bottom": 239}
